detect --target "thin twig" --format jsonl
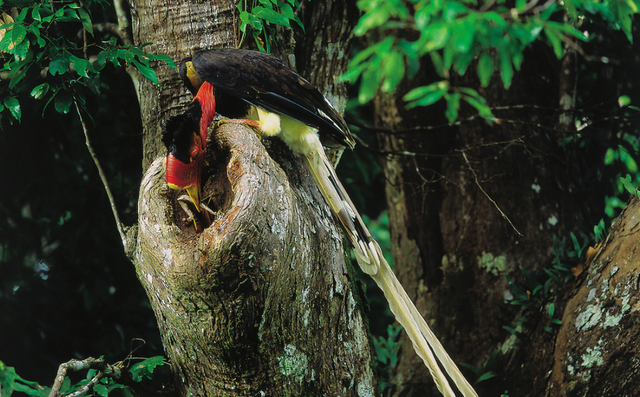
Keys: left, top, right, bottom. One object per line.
{"left": 49, "top": 357, "right": 123, "bottom": 397}
{"left": 462, "top": 150, "right": 523, "bottom": 237}
{"left": 75, "top": 101, "right": 127, "bottom": 246}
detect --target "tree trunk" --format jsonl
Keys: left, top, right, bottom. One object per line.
{"left": 125, "top": 0, "right": 368, "bottom": 395}
{"left": 548, "top": 196, "right": 640, "bottom": 396}
{"left": 128, "top": 0, "right": 237, "bottom": 173}
{"left": 373, "top": 45, "right": 620, "bottom": 396}
{"left": 135, "top": 123, "right": 375, "bottom": 396}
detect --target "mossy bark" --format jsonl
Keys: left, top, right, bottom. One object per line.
{"left": 548, "top": 196, "right": 640, "bottom": 396}
{"left": 134, "top": 123, "right": 375, "bottom": 396}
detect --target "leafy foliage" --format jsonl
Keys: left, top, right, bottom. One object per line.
{"left": 0, "top": 361, "right": 48, "bottom": 396}
{"left": 0, "top": 0, "right": 164, "bottom": 385}
{"left": 459, "top": 348, "right": 500, "bottom": 384}
{"left": 342, "top": 0, "right": 640, "bottom": 123}
{"left": 237, "top": 0, "right": 305, "bottom": 52}
{"left": 0, "top": 356, "right": 169, "bottom": 397}
{"left": 372, "top": 323, "right": 403, "bottom": 394}
{"left": 505, "top": 233, "right": 590, "bottom": 336}
{"left": 0, "top": 0, "right": 175, "bottom": 126}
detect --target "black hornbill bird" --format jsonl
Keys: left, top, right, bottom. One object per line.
{"left": 162, "top": 89, "right": 213, "bottom": 232}
{"left": 163, "top": 48, "right": 477, "bottom": 397}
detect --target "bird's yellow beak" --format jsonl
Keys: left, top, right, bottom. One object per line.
{"left": 184, "top": 183, "right": 202, "bottom": 213}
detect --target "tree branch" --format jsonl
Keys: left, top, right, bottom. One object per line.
{"left": 74, "top": 101, "right": 127, "bottom": 247}
{"left": 49, "top": 357, "right": 124, "bottom": 397}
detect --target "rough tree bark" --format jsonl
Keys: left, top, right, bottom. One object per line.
{"left": 123, "top": 0, "right": 370, "bottom": 395}
{"left": 136, "top": 123, "right": 375, "bottom": 396}
{"left": 548, "top": 196, "right": 640, "bottom": 396}
{"left": 372, "top": 42, "right": 636, "bottom": 396}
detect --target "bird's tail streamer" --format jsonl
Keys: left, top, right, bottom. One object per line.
{"left": 302, "top": 146, "right": 478, "bottom": 397}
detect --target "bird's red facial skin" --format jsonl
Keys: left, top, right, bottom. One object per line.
{"left": 166, "top": 149, "right": 203, "bottom": 191}
{"left": 195, "top": 81, "right": 216, "bottom": 148}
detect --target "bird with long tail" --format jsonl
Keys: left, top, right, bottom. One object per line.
{"left": 163, "top": 48, "right": 478, "bottom": 397}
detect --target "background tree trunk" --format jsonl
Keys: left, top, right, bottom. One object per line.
{"left": 548, "top": 196, "right": 640, "bottom": 396}
{"left": 126, "top": 0, "right": 367, "bottom": 395}
{"left": 373, "top": 44, "right": 626, "bottom": 396}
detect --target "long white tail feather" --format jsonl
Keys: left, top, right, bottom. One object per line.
{"left": 302, "top": 147, "right": 380, "bottom": 275}
{"left": 380, "top": 258, "right": 479, "bottom": 397}
{"left": 298, "top": 144, "right": 478, "bottom": 397}
{"left": 373, "top": 260, "right": 457, "bottom": 397}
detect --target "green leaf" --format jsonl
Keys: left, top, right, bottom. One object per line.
{"left": 130, "top": 356, "right": 166, "bottom": 382}
{"left": 253, "top": 6, "right": 291, "bottom": 27}
{"left": 460, "top": 87, "right": 494, "bottom": 120}
{"left": 445, "top": 92, "right": 461, "bottom": 123}
{"left": 338, "top": 63, "right": 367, "bottom": 83}
{"left": 451, "top": 19, "right": 475, "bottom": 54}
{"left": 417, "top": 23, "right": 449, "bottom": 54}
{"left": 348, "top": 37, "right": 392, "bottom": 68}
{"left": 147, "top": 53, "right": 177, "bottom": 69}
{"left": 544, "top": 268, "right": 561, "bottom": 284}
{"left": 3, "top": 96, "right": 21, "bottom": 121}
{"left": 115, "top": 48, "right": 135, "bottom": 64}
{"left": 12, "top": 381, "right": 45, "bottom": 397}
{"left": 77, "top": 8, "right": 93, "bottom": 35}
{"left": 570, "top": 232, "right": 581, "bottom": 255}
{"left": 498, "top": 52, "right": 514, "bottom": 89}
{"left": 54, "top": 89, "right": 73, "bottom": 114}
{"left": 619, "top": 95, "right": 631, "bottom": 107}
{"left": 278, "top": 2, "right": 295, "bottom": 20}
{"left": 0, "top": 23, "right": 27, "bottom": 53}
{"left": 354, "top": 8, "right": 391, "bottom": 36}
{"left": 404, "top": 82, "right": 448, "bottom": 108}
{"left": 503, "top": 325, "right": 518, "bottom": 335}
{"left": 257, "top": 0, "right": 274, "bottom": 9}
{"left": 477, "top": 52, "right": 493, "bottom": 87}
{"left": 442, "top": 0, "right": 469, "bottom": 22}
{"left": 49, "top": 58, "right": 69, "bottom": 76}
{"left": 403, "top": 81, "right": 447, "bottom": 101}
{"left": 453, "top": 47, "right": 476, "bottom": 75}
{"left": 594, "top": 219, "right": 605, "bottom": 243}
{"left": 382, "top": 50, "right": 405, "bottom": 92}
{"left": 240, "top": 11, "right": 263, "bottom": 32}
{"left": 429, "top": 51, "right": 445, "bottom": 77}
{"left": 106, "top": 383, "right": 127, "bottom": 393}
{"left": 30, "top": 83, "right": 50, "bottom": 99}
{"left": 544, "top": 25, "right": 564, "bottom": 59}
{"left": 358, "top": 63, "right": 382, "bottom": 103}
{"left": 619, "top": 174, "right": 636, "bottom": 194}
{"left": 70, "top": 56, "right": 90, "bottom": 77}
{"left": 133, "top": 59, "right": 158, "bottom": 84}
{"left": 93, "top": 383, "right": 108, "bottom": 397}
{"left": 476, "top": 371, "right": 498, "bottom": 383}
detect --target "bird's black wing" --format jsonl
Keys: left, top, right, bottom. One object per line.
{"left": 191, "top": 49, "right": 354, "bottom": 150}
